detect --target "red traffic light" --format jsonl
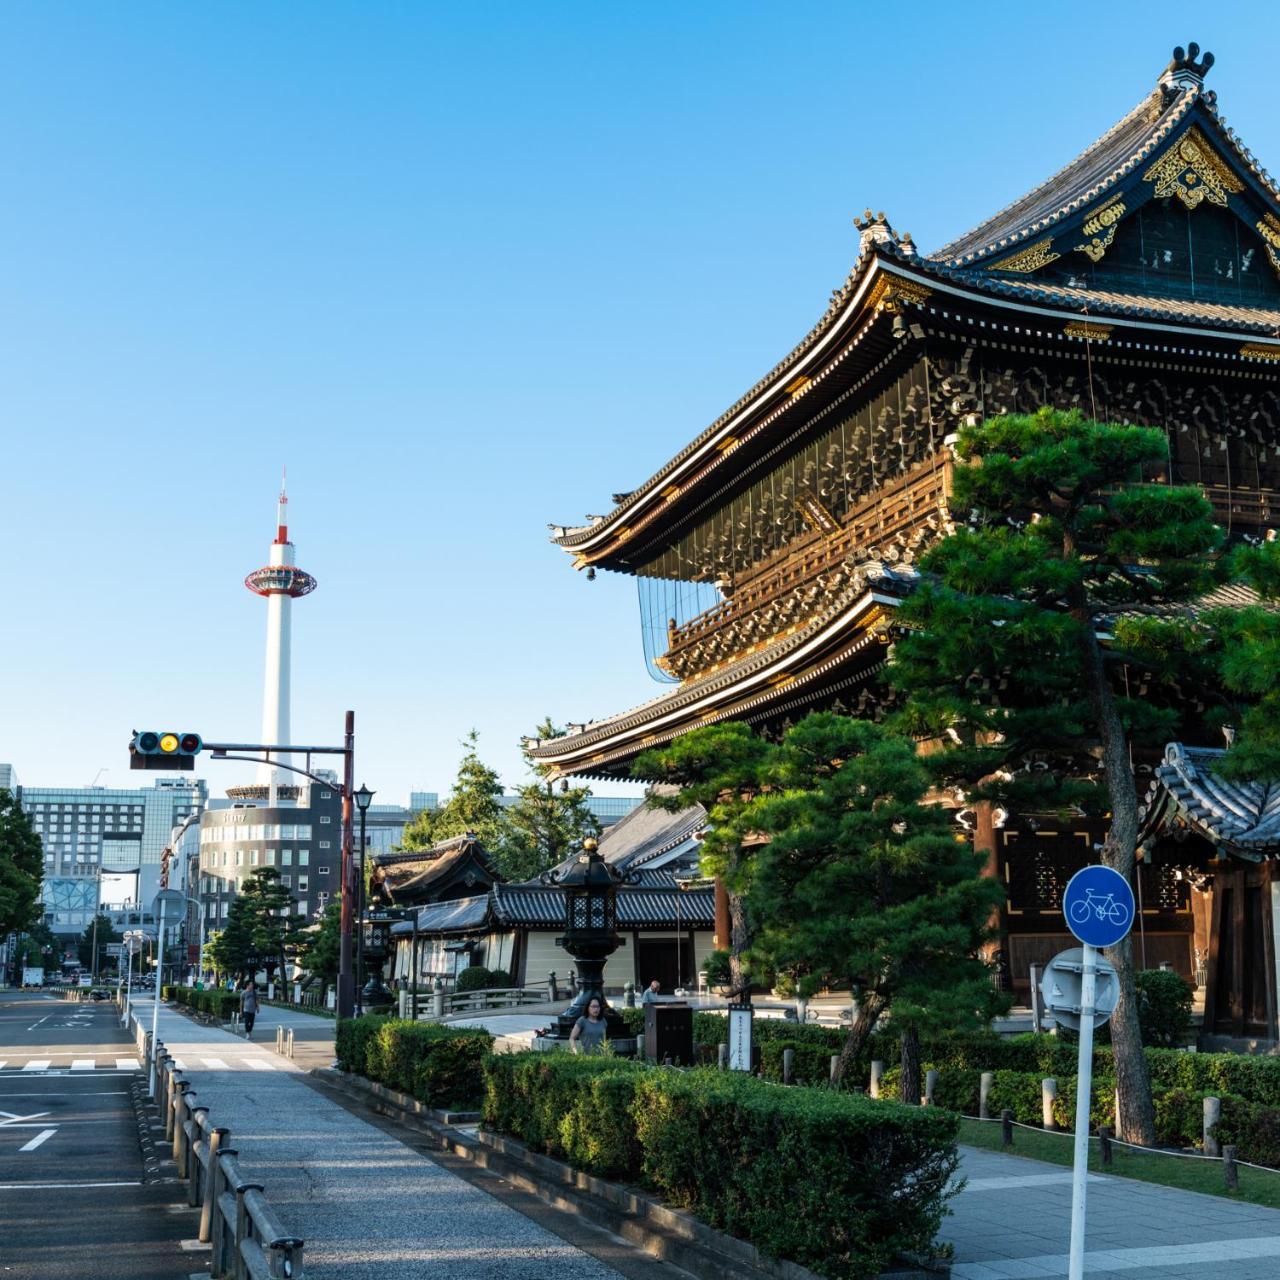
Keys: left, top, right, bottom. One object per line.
{"left": 179, "top": 733, "right": 203, "bottom": 754}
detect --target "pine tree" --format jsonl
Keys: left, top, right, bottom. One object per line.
{"left": 237, "top": 867, "right": 305, "bottom": 985}
{"left": 400, "top": 730, "right": 508, "bottom": 853}
{"left": 890, "top": 407, "right": 1222, "bottom": 1145}
{"left": 298, "top": 900, "right": 342, "bottom": 986}
{"left": 638, "top": 714, "right": 1003, "bottom": 1092}
{"left": 499, "top": 719, "right": 601, "bottom": 882}
{"left": 205, "top": 898, "right": 256, "bottom": 980}
{"left": 0, "top": 788, "right": 43, "bottom": 941}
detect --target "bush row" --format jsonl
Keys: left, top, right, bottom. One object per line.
{"left": 454, "top": 966, "right": 514, "bottom": 993}
{"left": 336, "top": 1014, "right": 492, "bottom": 1109}
{"left": 483, "top": 1052, "right": 958, "bottom": 1280}
{"left": 167, "top": 986, "right": 242, "bottom": 1020}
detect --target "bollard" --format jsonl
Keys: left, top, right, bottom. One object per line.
{"left": 783, "top": 1048, "right": 795, "bottom": 1085}
{"left": 287, "top": 1027, "right": 295, "bottom": 1059}
{"left": 199, "top": 1128, "right": 230, "bottom": 1243}
{"left": 432, "top": 989, "right": 445, "bottom": 1018}
{"left": 980, "top": 1071, "right": 994, "bottom": 1120}
{"left": 548, "top": 971, "right": 558, "bottom": 1002}
{"left": 1029, "top": 963, "right": 1043, "bottom": 1034}
{"left": 924, "top": 1069, "right": 939, "bottom": 1107}
{"left": 718, "top": 1042, "right": 728, "bottom": 1071}
{"left": 398, "top": 989, "right": 408, "bottom": 1018}
{"left": 1042, "top": 1078, "right": 1059, "bottom": 1131}
{"left": 1224, "top": 1144, "right": 1239, "bottom": 1191}
{"left": 1098, "top": 1124, "right": 1113, "bottom": 1166}
{"left": 1002, "top": 1108, "right": 1014, "bottom": 1148}
{"left": 624, "top": 981, "right": 635, "bottom": 1008}
{"left": 869, "top": 1059, "right": 884, "bottom": 1099}
{"left": 276, "top": 1025, "right": 285, "bottom": 1054}
{"left": 1204, "top": 1095, "right": 1222, "bottom": 1158}
{"left": 830, "top": 1055, "right": 841, "bottom": 1087}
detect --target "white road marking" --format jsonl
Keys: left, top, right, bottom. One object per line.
{"left": 70, "top": 1060, "right": 95, "bottom": 1071}
{"left": 952, "top": 1236, "right": 1280, "bottom": 1278}
{"left": 0, "top": 1180, "right": 139, "bottom": 1189}
{"left": 21, "top": 1061, "right": 51, "bottom": 1072}
{"left": 0, "top": 1110, "right": 50, "bottom": 1125}
{"left": 19, "top": 1129, "right": 57, "bottom": 1152}
{"left": 115, "top": 1058, "right": 138, "bottom": 1071}
{"left": 201, "top": 1058, "right": 230, "bottom": 1070}
{"left": 243, "top": 1059, "right": 275, "bottom": 1071}
{"left": 0, "top": 1062, "right": 6, "bottom": 1070}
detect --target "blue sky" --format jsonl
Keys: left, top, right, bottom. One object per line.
{"left": 2, "top": 3, "right": 1277, "bottom": 801}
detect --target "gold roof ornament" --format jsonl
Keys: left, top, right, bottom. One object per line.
{"left": 1143, "top": 125, "right": 1244, "bottom": 210}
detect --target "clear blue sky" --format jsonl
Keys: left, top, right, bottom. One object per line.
{"left": 2, "top": 3, "right": 1277, "bottom": 801}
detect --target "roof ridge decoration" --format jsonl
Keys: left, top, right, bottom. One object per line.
{"left": 1143, "top": 123, "right": 1243, "bottom": 209}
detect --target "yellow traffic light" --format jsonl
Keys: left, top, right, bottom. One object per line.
{"left": 159, "top": 733, "right": 180, "bottom": 753}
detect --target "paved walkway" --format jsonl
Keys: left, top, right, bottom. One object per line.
{"left": 128, "top": 998, "right": 620, "bottom": 1279}
{"left": 944, "top": 1145, "right": 1280, "bottom": 1279}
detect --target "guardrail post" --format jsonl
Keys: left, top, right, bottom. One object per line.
{"left": 1098, "top": 1124, "right": 1113, "bottom": 1166}
{"left": 210, "top": 1147, "right": 238, "bottom": 1276}
{"left": 1223, "top": 1144, "right": 1239, "bottom": 1191}
{"left": 980, "top": 1071, "right": 994, "bottom": 1119}
{"left": 199, "top": 1128, "right": 230, "bottom": 1243}
{"left": 173, "top": 1081, "right": 194, "bottom": 1163}
{"left": 1041, "top": 1077, "right": 1059, "bottom": 1131}
{"left": 187, "top": 1108, "right": 209, "bottom": 1204}
{"left": 1204, "top": 1095, "right": 1222, "bottom": 1157}
{"left": 268, "top": 1238, "right": 305, "bottom": 1279}
{"left": 869, "top": 1059, "right": 884, "bottom": 1098}
{"left": 1002, "top": 1108, "right": 1014, "bottom": 1147}
{"left": 164, "top": 1065, "right": 181, "bottom": 1142}
{"left": 236, "top": 1181, "right": 266, "bottom": 1278}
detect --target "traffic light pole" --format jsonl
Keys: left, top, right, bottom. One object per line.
{"left": 136, "top": 711, "right": 359, "bottom": 1021}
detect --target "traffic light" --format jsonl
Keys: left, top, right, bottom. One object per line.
{"left": 130, "top": 730, "right": 203, "bottom": 771}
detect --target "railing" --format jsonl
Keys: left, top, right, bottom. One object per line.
{"left": 148, "top": 1037, "right": 305, "bottom": 1279}
{"left": 403, "top": 983, "right": 556, "bottom": 1021}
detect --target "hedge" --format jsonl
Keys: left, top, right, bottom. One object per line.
{"left": 167, "top": 986, "right": 242, "bottom": 1021}
{"left": 454, "top": 966, "right": 514, "bottom": 993}
{"left": 336, "top": 1015, "right": 493, "bottom": 1108}
{"left": 484, "top": 1053, "right": 958, "bottom": 1280}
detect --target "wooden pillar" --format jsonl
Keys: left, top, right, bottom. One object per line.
{"left": 974, "top": 802, "right": 1006, "bottom": 962}
{"left": 1264, "top": 861, "right": 1279, "bottom": 1043}
{"left": 713, "top": 877, "right": 731, "bottom": 951}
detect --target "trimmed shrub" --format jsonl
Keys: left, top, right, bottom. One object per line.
{"left": 759, "top": 1038, "right": 841, "bottom": 1088}
{"left": 455, "top": 966, "right": 493, "bottom": 992}
{"left": 338, "top": 1015, "right": 492, "bottom": 1108}
{"left": 169, "top": 986, "right": 241, "bottom": 1021}
{"left": 1135, "top": 970, "right": 1193, "bottom": 1046}
{"left": 632, "top": 1067, "right": 958, "bottom": 1280}
{"left": 1153, "top": 1087, "right": 1206, "bottom": 1147}
{"left": 702, "top": 948, "right": 731, "bottom": 987}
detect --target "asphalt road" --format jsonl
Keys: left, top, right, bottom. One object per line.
{"left": 0, "top": 989, "right": 203, "bottom": 1280}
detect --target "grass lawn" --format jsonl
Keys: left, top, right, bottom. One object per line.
{"left": 958, "top": 1118, "right": 1280, "bottom": 1211}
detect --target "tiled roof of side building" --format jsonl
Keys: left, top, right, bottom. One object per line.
{"left": 491, "top": 882, "right": 715, "bottom": 929}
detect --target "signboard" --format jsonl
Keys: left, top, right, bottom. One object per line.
{"left": 1062, "top": 864, "right": 1135, "bottom": 949}
{"left": 728, "top": 1003, "right": 753, "bottom": 1072}
{"left": 105, "top": 943, "right": 125, "bottom": 959}
{"left": 1039, "top": 947, "right": 1120, "bottom": 1032}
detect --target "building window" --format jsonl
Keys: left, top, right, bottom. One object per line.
{"left": 318, "top": 867, "right": 330, "bottom": 876}
{"left": 235, "top": 851, "right": 244, "bottom": 867}
{"left": 250, "top": 850, "right": 259, "bottom": 866}
{"left": 281, "top": 874, "right": 292, "bottom": 887}
{"left": 298, "top": 849, "right": 309, "bottom": 865}
{"left": 320, "top": 816, "right": 331, "bottom": 824}
{"left": 320, "top": 791, "right": 331, "bottom": 800}
{"left": 297, "top": 876, "right": 309, "bottom": 892}
{"left": 318, "top": 840, "right": 330, "bottom": 850}
{"left": 281, "top": 848, "right": 292, "bottom": 865}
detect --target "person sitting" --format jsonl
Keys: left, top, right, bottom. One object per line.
{"left": 640, "top": 978, "right": 661, "bottom": 1005}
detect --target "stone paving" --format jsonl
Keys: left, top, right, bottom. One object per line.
{"left": 944, "top": 1145, "right": 1280, "bottom": 1279}
{"left": 130, "top": 998, "right": 620, "bottom": 1279}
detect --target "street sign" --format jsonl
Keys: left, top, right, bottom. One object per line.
{"left": 1039, "top": 947, "right": 1119, "bottom": 1031}
{"left": 1062, "top": 864, "right": 1135, "bottom": 948}
{"left": 728, "top": 1003, "right": 753, "bottom": 1072}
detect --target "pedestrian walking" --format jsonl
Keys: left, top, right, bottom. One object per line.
{"left": 568, "top": 995, "right": 607, "bottom": 1054}
{"left": 241, "top": 981, "right": 260, "bottom": 1037}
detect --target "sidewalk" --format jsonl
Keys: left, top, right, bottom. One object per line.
{"left": 943, "top": 1145, "right": 1280, "bottom": 1279}
{"left": 128, "top": 997, "right": 622, "bottom": 1279}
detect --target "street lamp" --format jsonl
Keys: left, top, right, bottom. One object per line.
{"left": 543, "top": 838, "right": 628, "bottom": 1043}
{"left": 352, "top": 784, "right": 375, "bottom": 1016}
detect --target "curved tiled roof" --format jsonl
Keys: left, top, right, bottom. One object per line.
{"left": 1140, "top": 742, "right": 1280, "bottom": 860}
{"left": 491, "top": 882, "right": 714, "bottom": 929}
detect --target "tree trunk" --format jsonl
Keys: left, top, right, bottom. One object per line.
{"left": 728, "top": 889, "right": 751, "bottom": 992}
{"left": 1079, "top": 621, "right": 1157, "bottom": 1146}
{"left": 831, "top": 992, "right": 885, "bottom": 1086}
{"left": 899, "top": 1026, "right": 922, "bottom": 1105}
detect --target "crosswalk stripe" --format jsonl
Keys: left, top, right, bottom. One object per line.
{"left": 202, "top": 1058, "right": 230, "bottom": 1070}
{"left": 0, "top": 1061, "right": 6, "bottom": 1070}
{"left": 243, "top": 1059, "right": 275, "bottom": 1071}
{"left": 22, "top": 1060, "right": 51, "bottom": 1072}
{"left": 115, "top": 1058, "right": 138, "bottom": 1071}
{"left": 71, "top": 1060, "right": 95, "bottom": 1071}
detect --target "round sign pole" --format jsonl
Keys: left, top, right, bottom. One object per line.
{"left": 1060, "top": 864, "right": 1135, "bottom": 1280}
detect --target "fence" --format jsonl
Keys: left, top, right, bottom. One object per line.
{"left": 123, "top": 998, "right": 305, "bottom": 1279}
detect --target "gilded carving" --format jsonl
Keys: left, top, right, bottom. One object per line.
{"left": 1240, "top": 343, "right": 1280, "bottom": 362}
{"left": 1257, "top": 213, "right": 1280, "bottom": 278}
{"left": 867, "top": 274, "right": 933, "bottom": 313}
{"left": 1063, "top": 321, "right": 1114, "bottom": 341}
{"left": 1075, "top": 199, "right": 1127, "bottom": 262}
{"left": 987, "top": 238, "right": 1060, "bottom": 274}
{"left": 1143, "top": 126, "right": 1244, "bottom": 209}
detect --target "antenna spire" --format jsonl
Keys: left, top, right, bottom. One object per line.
{"left": 276, "top": 468, "right": 289, "bottom": 544}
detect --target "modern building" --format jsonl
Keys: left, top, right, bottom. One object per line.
{"left": 0, "top": 764, "right": 18, "bottom": 794}
{"left": 530, "top": 45, "right": 1280, "bottom": 1043}
{"left": 7, "top": 773, "right": 208, "bottom": 938}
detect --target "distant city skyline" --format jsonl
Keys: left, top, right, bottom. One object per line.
{"left": 2, "top": 5, "right": 1276, "bottom": 798}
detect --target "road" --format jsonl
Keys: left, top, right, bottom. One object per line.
{"left": 0, "top": 989, "right": 203, "bottom": 1280}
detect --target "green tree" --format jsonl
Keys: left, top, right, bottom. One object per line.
{"left": 639, "top": 715, "right": 1004, "bottom": 1095}
{"left": 498, "top": 719, "right": 602, "bottom": 882}
{"left": 19, "top": 920, "right": 59, "bottom": 968}
{"left": 298, "top": 900, "right": 341, "bottom": 986}
{"left": 889, "top": 407, "right": 1223, "bottom": 1145}
{"left": 77, "top": 913, "right": 121, "bottom": 974}
{"left": 400, "top": 730, "right": 508, "bottom": 852}
{"left": 237, "top": 867, "right": 305, "bottom": 984}
{"left": 205, "top": 897, "right": 256, "bottom": 980}
{"left": 0, "top": 789, "right": 43, "bottom": 942}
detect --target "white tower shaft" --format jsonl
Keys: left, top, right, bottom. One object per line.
{"left": 257, "top": 529, "right": 294, "bottom": 800}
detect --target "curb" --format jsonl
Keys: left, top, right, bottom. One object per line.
{"left": 311, "top": 1067, "right": 947, "bottom": 1280}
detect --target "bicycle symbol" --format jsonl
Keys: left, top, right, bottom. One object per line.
{"left": 1069, "top": 889, "right": 1130, "bottom": 928}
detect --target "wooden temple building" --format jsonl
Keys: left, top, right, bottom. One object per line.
{"left": 530, "top": 44, "right": 1280, "bottom": 1046}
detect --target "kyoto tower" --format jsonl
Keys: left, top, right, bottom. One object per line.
{"left": 244, "top": 479, "right": 316, "bottom": 803}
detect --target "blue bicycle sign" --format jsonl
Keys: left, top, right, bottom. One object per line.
{"left": 1062, "top": 865, "right": 1135, "bottom": 948}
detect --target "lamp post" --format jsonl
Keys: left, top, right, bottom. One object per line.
{"left": 352, "top": 784, "right": 374, "bottom": 1016}
{"left": 543, "top": 838, "right": 628, "bottom": 1043}
{"left": 362, "top": 911, "right": 395, "bottom": 1011}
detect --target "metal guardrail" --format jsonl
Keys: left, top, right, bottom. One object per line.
{"left": 404, "top": 984, "right": 552, "bottom": 1020}
{"left": 129, "top": 1007, "right": 305, "bottom": 1279}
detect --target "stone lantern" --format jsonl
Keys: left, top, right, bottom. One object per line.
{"left": 544, "top": 837, "right": 628, "bottom": 1042}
